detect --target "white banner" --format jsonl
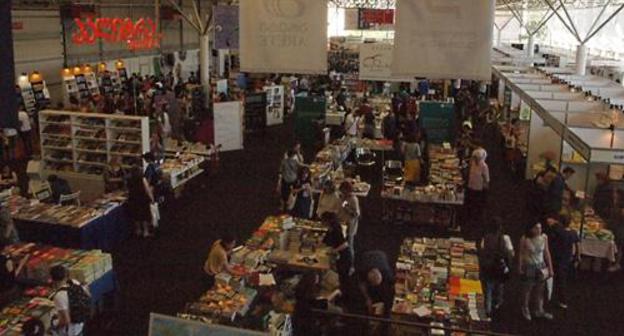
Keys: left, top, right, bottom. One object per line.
{"left": 359, "top": 43, "right": 410, "bottom": 82}
{"left": 240, "top": 0, "right": 328, "bottom": 74}
{"left": 214, "top": 102, "right": 244, "bottom": 152}
{"left": 264, "top": 85, "right": 285, "bottom": 126}
{"left": 392, "top": 0, "right": 495, "bottom": 80}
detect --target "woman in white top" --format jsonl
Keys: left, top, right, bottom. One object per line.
{"left": 338, "top": 182, "right": 360, "bottom": 263}
{"left": 518, "top": 222, "right": 554, "bottom": 321}
{"left": 465, "top": 148, "right": 490, "bottom": 228}
{"left": 344, "top": 110, "right": 361, "bottom": 138}
{"left": 316, "top": 180, "right": 341, "bottom": 218}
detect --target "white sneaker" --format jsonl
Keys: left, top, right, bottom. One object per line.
{"left": 534, "top": 311, "right": 553, "bottom": 320}
{"left": 557, "top": 303, "right": 568, "bottom": 309}
{"left": 522, "top": 308, "right": 531, "bottom": 321}
{"left": 608, "top": 264, "right": 622, "bottom": 272}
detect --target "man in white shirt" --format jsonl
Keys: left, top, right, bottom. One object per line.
{"left": 49, "top": 266, "right": 86, "bottom": 336}
{"left": 344, "top": 111, "right": 361, "bottom": 138}
{"left": 17, "top": 110, "right": 33, "bottom": 157}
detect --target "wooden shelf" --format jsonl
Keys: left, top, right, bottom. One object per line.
{"left": 74, "top": 136, "right": 107, "bottom": 142}
{"left": 108, "top": 126, "right": 141, "bottom": 132}
{"left": 44, "top": 158, "right": 73, "bottom": 164}
{"left": 41, "top": 133, "right": 71, "bottom": 139}
{"left": 110, "top": 152, "right": 141, "bottom": 157}
{"left": 74, "top": 123, "right": 105, "bottom": 129}
{"left": 42, "top": 146, "right": 73, "bottom": 151}
{"left": 77, "top": 161, "right": 107, "bottom": 167}
{"left": 75, "top": 148, "right": 107, "bottom": 154}
{"left": 109, "top": 139, "right": 141, "bottom": 145}
{"left": 41, "top": 121, "right": 71, "bottom": 126}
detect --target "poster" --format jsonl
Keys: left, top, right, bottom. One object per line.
{"left": 214, "top": 5, "right": 239, "bottom": 49}
{"left": 419, "top": 101, "right": 456, "bottom": 144}
{"left": 359, "top": 43, "right": 410, "bottom": 82}
{"left": 149, "top": 313, "right": 267, "bottom": 336}
{"left": 520, "top": 99, "right": 531, "bottom": 121}
{"left": 214, "top": 101, "right": 244, "bottom": 152}
{"left": 240, "top": 0, "right": 328, "bottom": 74}
{"left": 264, "top": 85, "right": 285, "bottom": 126}
{"left": 392, "top": 0, "right": 495, "bottom": 80}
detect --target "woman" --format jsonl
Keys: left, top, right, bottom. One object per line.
{"left": 316, "top": 180, "right": 341, "bottom": 218}
{"left": 126, "top": 167, "right": 154, "bottom": 238}
{"left": 291, "top": 167, "right": 313, "bottom": 219}
{"left": 321, "top": 212, "right": 352, "bottom": 293}
{"left": 0, "top": 166, "right": 17, "bottom": 190}
{"left": 479, "top": 217, "right": 514, "bottom": 317}
{"left": 518, "top": 222, "right": 554, "bottom": 321}
{"left": 104, "top": 158, "right": 126, "bottom": 192}
{"left": 339, "top": 182, "right": 360, "bottom": 263}
{"left": 402, "top": 134, "right": 422, "bottom": 184}
{"left": 278, "top": 150, "right": 301, "bottom": 213}
{"left": 362, "top": 110, "right": 376, "bottom": 139}
{"left": 466, "top": 148, "right": 490, "bottom": 227}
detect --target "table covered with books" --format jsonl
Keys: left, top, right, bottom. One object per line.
{"left": 391, "top": 237, "right": 489, "bottom": 334}
{"left": 0, "top": 243, "right": 117, "bottom": 335}
{"left": 568, "top": 207, "right": 617, "bottom": 263}
{"left": 381, "top": 145, "right": 464, "bottom": 228}
{"left": 10, "top": 192, "right": 129, "bottom": 252}
{"left": 178, "top": 216, "right": 335, "bottom": 334}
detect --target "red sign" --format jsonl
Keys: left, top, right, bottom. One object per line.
{"left": 358, "top": 9, "right": 394, "bottom": 29}
{"left": 72, "top": 17, "right": 162, "bottom": 51}
{"left": 11, "top": 22, "right": 23, "bottom": 30}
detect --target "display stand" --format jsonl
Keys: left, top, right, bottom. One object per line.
{"left": 39, "top": 110, "right": 149, "bottom": 201}
{"left": 294, "top": 95, "right": 326, "bottom": 146}
{"left": 419, "top": 101, "right": 456, "bottom": 144}
{"left": 28, "top": 73, "right": 51, "bottom": 112}
{"left": 83, "top": 68, "right": 100, "bottom": 97}
{"left": 244, "top": 92, "right": 267, "bottom": 133}
{"left": 264, "top": 85, "right": 284, "bottom": 126}
{"left": 214, "top": 101, "right": 244, "bottom": 152}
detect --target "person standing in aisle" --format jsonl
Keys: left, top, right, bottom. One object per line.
{"left": 362, "top": 107, "right": 376, "bottom": 140}
{"left": 316, "top": 180, "right": 341, "bottom": 218}
{"left": 518, "top": 222, "right": 554, "bottom": 321}
{"left": 321, "top": 212, "right": 352, "bottom": 294}
{"left": 277, "top": 150, "right": 301, "bottom": 213}
{"left": 344, "top": 109, "right": 361, "bottom": 138}
{"left": 126, "top": 167, "right": 154, "bottom": 238}
{"left": 545, "top": 216, "right": 580, "bottom": 309}
{"left": 479, "top": 218, "right": 514, "bottom": 317}
{"left": 465, "top": 148, "right": 490, "bottom": 230}
{"left": 339, "top": 182, "right": 360, "bottom": 264}
{"left": 17, "top": 110, "right": 32, "bottom": 158}
{"left": 382, "top": 107, "right": 397, "bottom": 141}
{"left": 546, "top": 167, "right": 575, "bottom": 214}
{"left": 291, "top": 167, "right": 313, "bottom": 219}
{"left": 402, "top": 134, "right": 423, "bottom": 185}
{"left": 48, "top": 265, "right": 91, "bottom": 336}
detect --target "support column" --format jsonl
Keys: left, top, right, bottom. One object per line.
{"left": 527, "top": 35, "right": 535, "bottom": 57}
{"left": 0, "top": 0, "right": 18, "bottom": 128}
{"left": 575, "top": 44, "right": 588, "bottom": 76}
{"left": 199, "top": 34, "right": 210, "bottom": 106}
{"left": 496, "top": 28, "right": 502, "bottom": 47}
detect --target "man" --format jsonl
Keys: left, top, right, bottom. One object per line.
{"left": 544, "top": 216, "right": 580, "bottom": 309}
{"left": 203, "top": 234, "right": 241, "bottom": 287}
{"left": 547, "top": 167, "right": 575, "bottom": 214}
{"left": 356, "top": 250, "right": 395, "bottom": 318}
{"left": 49, "top": 265, "right": 90, "bottom": 336}
{"left": 47, "top": 175, "right": 72, "bottom": 204}
{"left": 382, "top": 107, "right": 397, "bottom": 141}
{"left": 278, "top": 150, "right": 301, "bottom": 212}
{"left": 18, "top": 110, "right": 32, "bottom": 157}
{"left": 336, "top": 88, "right": 347, "bottom": 109}
{"left": 344, "top": 110, "right": 361, "bottom": 138}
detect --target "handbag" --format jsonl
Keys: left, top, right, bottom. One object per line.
{"left": 150, "top": 202, "right": 160, "bottom": 228}
{"left": 286, "top": 192, "right": 297, "bottom": 211}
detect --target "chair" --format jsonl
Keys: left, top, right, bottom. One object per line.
{"left": 59, "top": 191, "right": 81, "bottom": 206}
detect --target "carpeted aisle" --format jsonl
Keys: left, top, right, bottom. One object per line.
{"left": 89, "top": 118, "right": 624, "bottom": 336}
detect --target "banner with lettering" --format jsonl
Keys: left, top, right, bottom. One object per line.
{"left": 392, "top": 0, "right": 494, "bottom": 80}
{"left": 240, "top": 0, "right": 327, "bottom": 74}
{"left": 359, "top": 43, "right": 409, "bottom": 82}
{"left": 214, "top": 5, "right": 239, "bottom": 49}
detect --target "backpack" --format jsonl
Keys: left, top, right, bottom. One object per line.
{"left": 54, "top": 280, "right": 92, "bottom": 323}
{"left": 480, "top": 235, "right": 511, "bottom": 281}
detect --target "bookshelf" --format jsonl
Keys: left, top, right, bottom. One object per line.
{"left": 39, "top": 110, "right": 149, "bottom": 200}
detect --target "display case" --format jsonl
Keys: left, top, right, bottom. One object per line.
{"left": 39, "top": 110, "right": 149, "bottom": 200}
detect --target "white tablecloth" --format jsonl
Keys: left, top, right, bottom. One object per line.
{"left": 580, "top": 238, "right": 617, "bottom": 262}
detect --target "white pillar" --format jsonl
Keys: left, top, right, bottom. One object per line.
{"left": 575, "top": 44, "right": 588, "bottom": 76}
{"left": 527, "top": 35, "right": 535, "bottom": 57}
{"left": 199, "top": 34, "right": 210, "bottom": 106}
{"left": 496, "top": 28, "right": 502, "bottom": 47}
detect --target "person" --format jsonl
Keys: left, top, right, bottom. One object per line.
{"left": 479, "top": 218, "right": 514, "bottom": 317}
{"left": 277, "top": 150, "right": 301, "bottom": 213}
{"left": 344, "top": 110, "right": 361, "bottom": 138}
{"left": 18, "top": 110, "right": 33, "bottom": 157}
{"left": 402, "top": 134, "right": 422, "bottom": 184}
{"left": 503, "top": 118, "right": 519, "bottom": 171}
{"left": 47, "top": 175, "right": 72, "bottom": 204}
{"left": 0, "top": 201, "right": 19, "bottom": 246}
{"left": 316, "top": 180, "right": 341, "bottom": 218}
{"left": 356, "top": 250, "right": 395, "bottom": 320}
{"left": 362, "top": 108, "right": 376, "bottom": 139}
{"left": 3, "top": 127, "right": 17, "bottom": 161}
{"left": 104, "top": 157, "right": 126, "bottom": 192}
{"left": 0, "top": 241, "right": 18, "bottom": 307}
{"left": 126, "top": 167, "right": 154, "bottom": 238}
{"left": 49, "top": 265, "right": 90, "bottom": 336}
{"left": 291, "top": 167, "right": 313, "bottom": 219}
{"left": 321, "top": 212, "right": 352, "bottom": 293}
{"left": 291, "top": 141, "right": 305, "bottom": 165}
{"left": 592, "top": 172, "right": 622, "bottom": 221}
{"left": 465, "top": 148, "right": 490, "bottom": 228}
{"left": 292, "top": 272, "right": 325, "bottom": 336}
{"left": 544, "top": 215, "right": 580, "bottom": 309}
{"left": 518, "top": 222, "right": 554, "bottom": 321}
{"left": 382, "top": 107, "right": 397, "bottom": 141}
{"left": 336, "top": 88, "right": 347, "bottom": 109}
{"left": 143, "top": 153, "right": 162, "bottom": 191}
{"left": 546, "top": 167, "right": 575, "bottom": 214}
{"left": 203, "top": 233, "right": 242, "bottom": 287}
{"left": 527, "top": 172, "right": 553, "bottom": 223}
{"left": 339, "top": 182, "right": 360, "bottom": 264}
{"left": 0, "top": 165, "right": 17, "bottom": 189}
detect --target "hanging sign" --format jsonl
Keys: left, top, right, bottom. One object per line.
{"left": 392, "top": 0, "right": 495, "bottom": 80}
{"left": 359, "top": 43, "right": 410, "bottom": 82}
{"left": 72, "top": 17, "right": 163, "bottom": 50}
{"left": 240, "top": 0, "right": 328, "bottom": 74}
{"left": 214, "top": 5, "right": 239, "bottom": 49}
{"left": 358, "top": 9, "right": 394, "bottom": 30}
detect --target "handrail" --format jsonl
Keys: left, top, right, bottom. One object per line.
{"left": 310, "top": 308, "right": 516, "bottom": 336}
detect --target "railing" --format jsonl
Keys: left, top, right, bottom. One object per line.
{"left": 310, "top": 308, "right": 516, "bottom": 336}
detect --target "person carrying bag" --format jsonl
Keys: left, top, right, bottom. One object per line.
{"left": 479, "top": 218, "right": 514, "bottom": 317}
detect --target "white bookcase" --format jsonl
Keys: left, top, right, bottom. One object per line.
{"left": 38, "top": 110, "right": 150, "bottom": 200}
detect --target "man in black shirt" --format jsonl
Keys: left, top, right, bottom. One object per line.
{"left": 356, "top": 250, "right": 395, "bottom": 317}
{"left": 47, "top": 175, "right": 72, "bottom": 204}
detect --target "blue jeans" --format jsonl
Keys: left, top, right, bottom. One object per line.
{"left": 483, "top": 279, "right": 504, "bottom": 315}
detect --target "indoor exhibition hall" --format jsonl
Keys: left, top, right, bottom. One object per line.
{"left": 1, "top": 0, "right": 624, "bottom": 335}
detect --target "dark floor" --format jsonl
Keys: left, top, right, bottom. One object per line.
{"left": 85, "top": 118, "right": 624, "bottom": 336}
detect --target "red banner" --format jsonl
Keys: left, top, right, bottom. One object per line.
{"left": 358, "top": 9, "right": 394, "bottom": 29}
{"left": 72, "top": 17, "right": 162, "bottom": 50}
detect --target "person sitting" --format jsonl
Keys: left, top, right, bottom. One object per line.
{"left": 47, "top": 175, "right": 72, "bottom": 204}
{"left": 203, "top": 233, "right": 242, "bottom": 288}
